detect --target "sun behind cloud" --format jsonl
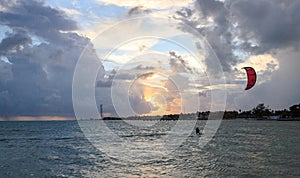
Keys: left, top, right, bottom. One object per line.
{"left": 132, "top": 72, "right": 182, "bottom": 116}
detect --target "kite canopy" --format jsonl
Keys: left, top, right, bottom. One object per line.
{"left": 242, "top": 67, "right": 256, "bottom": 90}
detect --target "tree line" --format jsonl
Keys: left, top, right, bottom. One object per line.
{"left": 198, "top": 103, "right": 300, "bottom": 120}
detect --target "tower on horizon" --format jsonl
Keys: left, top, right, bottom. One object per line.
{"left": 100, "top": 104, "right": 103, "bottom": 118}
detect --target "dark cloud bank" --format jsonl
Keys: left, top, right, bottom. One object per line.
{"left": 0, "top": 0, "right": 102, "bottom": 117}
{"left": 177, "top": 0, "right": 300, "bottom": 70}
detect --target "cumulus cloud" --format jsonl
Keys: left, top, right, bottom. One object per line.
{"left": 193, "top": 0, "right": 237, "bottom": 71}
{"left": 175, "top": 0, "right": 300, "bottom": 71}
{"left": 0, "top": 0, "right": 103, "bottom": 117}
{"left": 0, "top": 0, "right": 77, "bottom": 42}
{"left": 231, "top": 0, "right": 300, "bottom": 50}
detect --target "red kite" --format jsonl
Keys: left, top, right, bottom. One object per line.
{"left": 242, "top": 67, "right": 256, "bottom": 90}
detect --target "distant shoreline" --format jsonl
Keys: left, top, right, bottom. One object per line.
{"left": 1, "top": 116, "right": 300, "bottom": 122}
{"left": 1, "top": 118, "right": 300, "bottom": 121}
{"left": 100, "top": 118, "right": 300, "bottom": 121}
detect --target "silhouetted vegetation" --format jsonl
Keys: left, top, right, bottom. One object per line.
{"left": 251, "top": 103, "right": 271, "bottom": 119}
{"left": 102, "top": 103, "right": 300, "bottom": 121}
{"left": 289, "top": 103, "right": 300, "bottom": 117}
{"left": 232, "top": 103, "right": 300, "bottom": 120}
{"left": 197, "top": 102, "right": 300, "bottom": 120}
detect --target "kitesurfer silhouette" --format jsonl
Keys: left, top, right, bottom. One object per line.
{"left": 196, "top": 127, "right": 201, "bottom": 135}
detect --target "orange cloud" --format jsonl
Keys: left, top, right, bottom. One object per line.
{"left": 139, "top": 77, "right": 182, "bottom": 115}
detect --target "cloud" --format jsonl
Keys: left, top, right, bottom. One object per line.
{"left": 138, "top": 72, "right": 154, "bottom": 79}
{"left": 127, "top": 6, "right": 151, "bottom": 16}
{"left": 169, "top": 51, "right": 193, "bottom": 73}
{"left": 127, "top": 78, "right": 161, "bottom": 115}
{"left": 0, "top": 0, "right": 78, "bottom": 43}
{"left": 231, "top": 0, "right": 300, "bottom": 50}
{"left": 129, "top": 92, "right": 152, "bottom": 115}
{"left": 134, "top": 65, "right": 155, "bottom": 70}
{"left": 173, "top": 0, "right": 236, "bottom": 72}
{"left": 0, "top": 0, "right": 103, "bottom": 117}
{"left": 59, "top": 7, "right": 82, "bottom": 17}
{"left": 175, "top": 0, "right": 300, "bottom": 72}
{"left": 0, "top": 59, "right": 12, "bottom": 81}
{"left": 0, "top": 29, "right": 31, "bottom": 55}
{"left": 194, "top": 0, "right": 236, "bottom": 71}
{"left": 96, "top": 80, "right": 112, "bottom": 88}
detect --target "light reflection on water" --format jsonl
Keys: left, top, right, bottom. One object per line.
{"left": 0, "top": 120, "right": 299, "bottom": 177}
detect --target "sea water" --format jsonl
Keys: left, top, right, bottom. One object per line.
{"left": 0, "top": 120, "right": 299, "bottom": 177}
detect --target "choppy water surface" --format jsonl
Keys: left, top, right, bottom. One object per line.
{"left": 0, "top": 120, "right": 299, "bottom": 177}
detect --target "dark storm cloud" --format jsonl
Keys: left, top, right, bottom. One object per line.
{"left": 0, "top": 0, "right": 77, "bottom": 43}
{"left": 195, "top": 0, "right": 237, "bottom": 72}
{"left": 175, "top": 0, "right": 236, "bottom": 72}
{"left": 176, "top": 0, "right": 300, "bottom": 72}
{"left": 232, "top": 0, "right": 300, "bottom": 50}
{"left": 0, "top": 59, "right": 12, "bottom": 76}
{"left": 196, "top": 0, "right": 228, "bottom": 30}
{"left": 6, "top": 58, "right": 49, "bottom": 116}
{"left": 0, "top": 59, "right": 12, "bottom": 117}
{"left": 0, "top": 0, "right": 103, "bottom": 117}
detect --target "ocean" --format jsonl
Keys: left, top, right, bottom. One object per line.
{"left": 0, "top": 120, "right": 299, "bottom": 177}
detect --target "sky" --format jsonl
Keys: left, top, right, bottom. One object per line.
{"left": 0, "top": 0, "right": 300, "bottom": 120}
